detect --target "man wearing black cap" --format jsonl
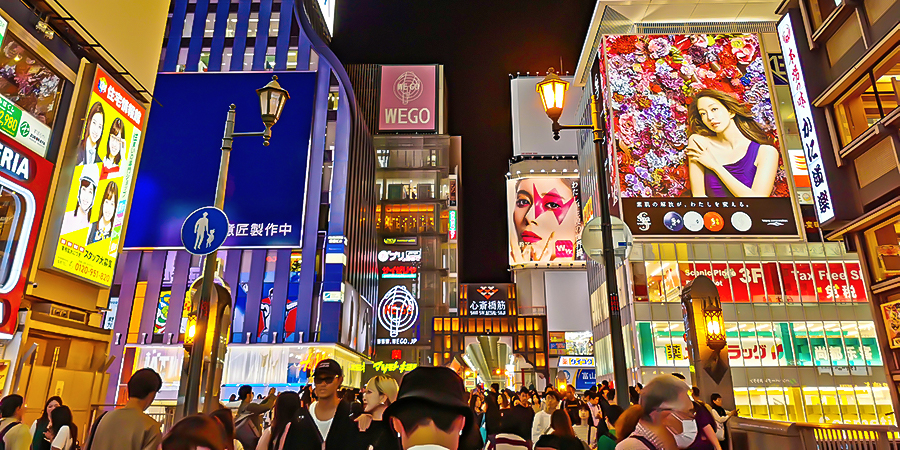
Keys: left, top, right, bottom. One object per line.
{"left": 384, "top": 366, "right": 473, "bottom": 450}
{"left": 296, "top": 359, "right": 360, "bottom": 450}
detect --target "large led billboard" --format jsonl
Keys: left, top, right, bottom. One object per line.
{"left": 507, "top": 177, "right": 583, "bottom": 265}
{"left": 124, "top": 71, "right": 316, "bottom": 249}
{"left": 49, "top": 66, "right": 144, "bottom": 286}
{"left": 604, "top": 34, "right": 799, "bottom": 237}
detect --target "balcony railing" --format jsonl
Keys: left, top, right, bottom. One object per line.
{"left": 727, "top": 416, "right": 899, "bottom": 450}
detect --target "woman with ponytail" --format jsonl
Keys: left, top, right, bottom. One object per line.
{"left": 615, "top": 375, "right": 696, "bottom": 450}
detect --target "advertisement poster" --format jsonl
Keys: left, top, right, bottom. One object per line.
{"left": 881, "top": 299, "right": 900, "bottom": 349}
{"left": 0, "top": 32, "right": 58, "bottom": 157}
{"left": 0, "top": 134, "right": 52, "bottom": 336}
{"left": 604, "top": 34, "right": 798, "bottom": 237}
{"left": 507, "top": 177, "right": 583, "bottom": 265}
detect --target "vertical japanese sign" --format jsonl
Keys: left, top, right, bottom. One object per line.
{"left": 778, "top": 15, "right": 834, "bottom": 223}
{"left": 51, "top": 66, "right": 145, "bottom": 286}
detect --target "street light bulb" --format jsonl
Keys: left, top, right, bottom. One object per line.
{"left": 187, "top": 322, "right": 196, "bottom": 339}
{"left": 536, "top": 68, "right": 569, "bottom": 123}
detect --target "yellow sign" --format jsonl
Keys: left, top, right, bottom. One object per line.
{"left": 350, "top": 361, "right": 418, "bottom": 373}
{"left": 665, "top": 344, "right": 684, "bottom": 360}
{"left": 51, "top": 66, "right": 145, "bottom": 286}
{"left": 583, "top": 196, "right": 594, "bottom": 221}
{"left": 0, "top": 360, "right": 10, "bottom": 387}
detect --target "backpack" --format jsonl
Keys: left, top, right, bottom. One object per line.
{"left": 234, "top": 413, "right": 261, "bottom": 450}
{"left": 0, "top": 421, "right": 21, "bottom": 450}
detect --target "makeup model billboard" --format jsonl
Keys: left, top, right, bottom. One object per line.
{"left": 604, "top": 34, "right": 799, "bottom": 237}
{"left": 507, "top": 177, "right": 584, "bottom": 265}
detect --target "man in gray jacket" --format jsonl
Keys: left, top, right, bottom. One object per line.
{"left": 236, "top": 385, "right": 276, "bottom": 435}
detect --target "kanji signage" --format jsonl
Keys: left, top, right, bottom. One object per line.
{"left": 778, "top": 15, "right": 834, "bottom": 223}
{"left": 462, "top": 283, "right": 514, "bottom": 316}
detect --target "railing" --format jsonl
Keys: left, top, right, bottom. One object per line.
{"left": 86, "top": 404, "right": 177, "bottom": 439}
{"left": 728, "top": 416, "right": 900, "bottom": 450}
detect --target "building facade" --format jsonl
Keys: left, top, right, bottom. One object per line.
{"left": 102, "top": 0, "right": 378, "bottom": 408}
{"left": 773, "top": 0, "right": 900, "bottom": 418}
{"left": 347, "top": 64, "right": 460, "bottom": 369}
{"left": 570, "top": 2, "right": 896, "bottom": 425}
{"left": 0, "top": 0, "right": 170, "bottom": 434}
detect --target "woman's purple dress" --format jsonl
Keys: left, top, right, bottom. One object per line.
{"left": 703, "top": 141, "right": 760, "bottom": 197}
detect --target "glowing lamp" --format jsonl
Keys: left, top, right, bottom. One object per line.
{"left": 185, "top": 314, "right": 198, "bottom": 348}
{"left": 702, "top": 297, "right": 726, "bottom": 351}
{"left": 536, "top": 68, "right": 569, "bottom": 123}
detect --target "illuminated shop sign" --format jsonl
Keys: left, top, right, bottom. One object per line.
{"left": 462, "top": 283, "right": 514, "bottom": 316}
{"left": 778, "top": 15, "right": 834, "bottom": 223}
{"left": 449, "top": 209, "right": 457, "bottom": 240}
{"left": 376, "top": 284, "right": 419, "bottom": 345}
{"left": 378, "top": 65, "right": 437, "bottom": 132}
{"left": 383, "top": 237, "right": 418, "bottom": 245}
{"left": 50, "top": 66, "right": 144, "bottom": 286}
{"left": 639, "top": 321, "right": 882, "bottom": 367}
{"left": 549, "top": 331, "right": 594, "bottom": 357}
{"left": 349, "top": 361, "right": 418, "bottom": 373}
{"left": 381, "top": 265, "right": 418, "bottom": 279}
{"left": 0, "top": 134, "right": 52, "bottom": 336}
{"left": 604, "top": 34, "right": 799, "bottom": 237}
{"left": 880, "top": 299, "right": 900, "bottom": 349}
{"left": 558, "top": 356, "right": 595, "bottom": 367}
{"left": 378, "top": 249, "right": 421, "bottom": 263}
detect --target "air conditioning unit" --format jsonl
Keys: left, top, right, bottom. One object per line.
{"left": 32, "top": 303, "right": 88, "bottom": 324}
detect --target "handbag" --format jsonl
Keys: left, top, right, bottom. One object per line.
{"left": 234, "top": 413, "right": 261, "bottom": 450}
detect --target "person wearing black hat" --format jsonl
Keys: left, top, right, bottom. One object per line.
{"left": 383, "top": 366, "right": 473, "bottom": 450}
{"left": 294, "top": 359, "right": 361, "bottom": 450}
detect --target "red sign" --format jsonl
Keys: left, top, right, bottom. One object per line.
{"left": 391, "top": 349, "right": 402, "bottom": 360}
{"left": 0, "top": 134, "right": 52, "bottom": 336}
{"left": 381, "top": 266, "right": 417, "bottom": 278}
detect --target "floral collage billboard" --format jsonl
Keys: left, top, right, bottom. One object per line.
{"left": 604, "top": 34, "right": 799, "bottom": 237}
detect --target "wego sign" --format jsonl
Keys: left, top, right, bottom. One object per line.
{"left": 379, "top": 65, "right": 437, "bottom": 132}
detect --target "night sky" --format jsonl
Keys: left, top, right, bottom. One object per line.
{"left": 331, "top": 1, "right": 595, "bottom": 283}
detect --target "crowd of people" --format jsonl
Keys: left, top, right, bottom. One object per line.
{"left": 0, "top": 363, "right": 738, "bottom": 450}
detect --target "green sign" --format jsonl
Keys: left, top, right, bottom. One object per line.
{"left": 0, "top": 96, "right": 22, "bottom": 138}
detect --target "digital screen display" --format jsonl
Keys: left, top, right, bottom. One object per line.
{"left": 507, "top": 177, "right": 583, "bottom": 265}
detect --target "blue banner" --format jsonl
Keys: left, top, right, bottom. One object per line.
{"left": 575, "top": 368, "right": 596, "bottom": 390}
{"left": 125, "top": 71, "right": 316, "bottom": 248}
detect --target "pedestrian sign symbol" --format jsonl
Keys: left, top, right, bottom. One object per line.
{"left": 181, "top": 206, "right": 229, "bottom": 255}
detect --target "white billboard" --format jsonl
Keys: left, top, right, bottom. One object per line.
{"left": 511, "top": 76, "right": 580, "bottom": 156}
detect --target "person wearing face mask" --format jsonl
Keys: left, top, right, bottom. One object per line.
{"left": 614, "top": 375, "right": 698, "bottom": 450}
{"left": 355, "top": 375, "right": 401, "bottom": 450}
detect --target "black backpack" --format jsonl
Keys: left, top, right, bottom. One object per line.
{"left": 0, "top": 421, "right": 21, "bottom": 450}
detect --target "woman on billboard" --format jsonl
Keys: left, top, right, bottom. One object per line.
{"left": 87, "top": 180, "right": 118, "bottom": 245}
{"left": 686, "top": 89, "right": 779, "bottom": 198}
{"left": 509, "top": 178, "right": 582, "bottom": 263}
{"left": 101, "top": 117, "right": 124, "bottom": 179}
{"left": 76, "top": 102, "right": 104, "bottom": 166}
{"left": 60, "top": 164, "right": 99, "bottom": 235}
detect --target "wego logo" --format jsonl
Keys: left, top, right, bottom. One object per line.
{"left": 393, "top": 71, "right": 424, "bottom": 105}
{"left": 477, "top": 286, "right": 499, "bottom": 299}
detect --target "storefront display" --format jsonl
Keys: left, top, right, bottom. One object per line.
{"left": 0, "top": 32, "right": 57, "bottom": 156}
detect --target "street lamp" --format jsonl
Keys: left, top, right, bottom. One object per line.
{"left": 180, "top": 75, "right": 288, "bottom": 418}
{"left": 538, "top": 68, "right": 629, "bottom": 409}
{"left": 702, "top": 297, "right": 726, "bottom": 351}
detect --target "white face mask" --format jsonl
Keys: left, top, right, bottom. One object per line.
{"left": 669, "top": 417, "right": 698, "bottom": 449}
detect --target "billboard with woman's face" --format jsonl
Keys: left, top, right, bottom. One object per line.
{"left": 604, "top": 34, "right": 799, "bottom": 237}
{"left": 508, "top": 177, "right": 583, "bottom": 265}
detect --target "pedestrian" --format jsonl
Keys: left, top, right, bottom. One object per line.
{"left": 531, "top": 390, "right": 560, "bottom": 443}
{"left": 688, "top": 387, "right": 720, "bottom": 450}
{"left": 257, "top": 391, "right": 302, "bottom": 450}
{"left": 295, "top": 359, "right": 360, "bottom": 450}
{"left": 235, "top": 385, "right": 276, "bottom": 449}
{"left": 0, "top": 394, "right": 31, "bottom": 450}
{"left": 534, "top": 409, "right": 588, "bottom": 450}
{"left": 30, "top": 396, "right": 62, "bottom": 450}
{"left": 572, "top": 405, "right": 593, "bottom": 445}
{"left": 531, "top": 394, "right": 542, "bottom": 414}
{"left": 383, "top": 366, "right": 473, "bottom": 450}
{"left": 42, "top": 405, "right": 78, "bottom": 450}
{"left": 85, "top": 367, "right": 164, "bottom": 450}
{"left": 484, "top": 392, "right": 501, "bottom": 439}
{"left": 560, "top": 386, "right": 581, "bottom": 426}
{"left": 707, "top": 393, "right": 736, "bottom": 445}
{"left": 501, "top": 388, "right": 534, "bottom": 443}
{"left": 596, "top": 407, "right": 622, "bottom": 450}
{"left": 635, "top": 384, "right": 643, "bottom": 395}
{"left": 356, "top": 375, "right": 401, "bottom": 450}
{"left": 300, "top": 385, "right": 314, "bottom": 409}
{"left": 210, "top": 406, "right": 242, "bottom": 450}
{"left": 615, "top": 374, "right": 696, "bottom": 450}
{"left": 484, "top": 417, "right": 530, "bottom": 450}
{"left": 345, "top": 390, "right": 365, "bottom": 417}
{"left": 629, "top": 387, "right": 640, "bottom": 406}
{"left": 162, "top": 415, "right": 228, "bottom": 450}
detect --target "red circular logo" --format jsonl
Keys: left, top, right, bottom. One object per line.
{"left": 704, "top": 212, "right": 725, "bottom": 232}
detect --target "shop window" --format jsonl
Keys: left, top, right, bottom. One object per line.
{"left": 834, "top": 44, "right": 900, "bottom": 146}
{"left": 0, "top": 35, "right": 63, "bottom": 127}
{"left": 864, "top": 215, "right": 900, "bottom": 283}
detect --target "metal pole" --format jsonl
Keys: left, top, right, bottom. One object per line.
{"left": 181, "top": 105, "right": 234, "bottom": 417}
{"left": 589, "top": 94, "right": 630, "bottom": 409}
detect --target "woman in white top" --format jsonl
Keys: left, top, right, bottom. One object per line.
{"left": 43, "top": 406, "right": 77, "bottom": 450}
{"left": 30, "top": 396, "right": 61, "bottom": 450}
{"left": 573, "top": 405, "right": 594, "bottom": 446}
{"left": 708, "top": 393, "right": 737, "bottom": 442}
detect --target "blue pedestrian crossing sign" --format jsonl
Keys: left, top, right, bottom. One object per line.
{"left": 181, "top": 206, "right": 229, "bottom": 255}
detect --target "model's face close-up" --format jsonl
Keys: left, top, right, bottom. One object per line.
{"left": 696, "top": 96, "right": 734, "bottom": 135}
{"left": 513, "top": 178, "right": 579, "bottom": 258}
{"left": 89, "top": 113, "right": 103, "bottom": 143}
{"left": 103, "top": 196, "right": 115, "bottom": 221}
{"left": 79, "top": 184, "right": 94, "bottom": 212}
{"left": 108, "top": 134, "right": 124, "bottom": 158}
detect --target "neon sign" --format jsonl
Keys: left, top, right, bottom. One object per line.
{"left": 449, "top": 210, "right": 457, "bottom": 240}
{"left": 381, "top": 265, "right": 418, "bottom": 279}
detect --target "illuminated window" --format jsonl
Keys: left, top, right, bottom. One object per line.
{"left": 833, "top": 44, "right": 900, "bottom": 147}
{"left": 864, "top": 215, "right": 900, "bottom": 283}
